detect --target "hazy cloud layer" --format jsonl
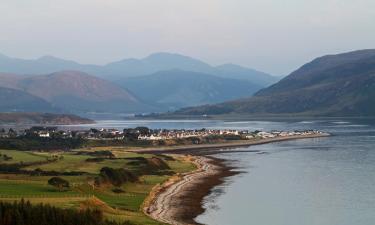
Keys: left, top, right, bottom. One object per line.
{"left": 1, "top": 0, "right": 375, "bottom": 75}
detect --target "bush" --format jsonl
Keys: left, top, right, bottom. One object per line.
{"left": 96, "top": 167, "right": 138, "bottom": 187}
{"left": 48, "top": 177, "right": 70, "bottom": 191}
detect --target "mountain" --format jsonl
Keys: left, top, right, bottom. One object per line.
{"left": 0, "top": 71, "right": 148, "bottom": 113}
{"left": 0, "top": 87, "right": 56, "bottom": 112}
{"left": 0, "top": 112, "right": 94, "bottom": 125}
{"left": 214, "top": 64, "right": 279, "bottom": 86}
{"left": 103, "top": 52, "right": 214, "bottom": 79}
{"left": 121, "top": 69, "right": 262, "bottom": 110}
{"left": 174, "top": 49, "right": 375, "bottom": 117}
{"left": 0, "top": 52, "right": 278, "bottom": 112}
{"left": 0, "top": 52, "right": 277, "bottom": 86}
{"left": 0, "top": 54, "right": 99, "bottom": 75}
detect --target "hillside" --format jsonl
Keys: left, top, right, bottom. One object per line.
{"left": 214, "top": 64, "right": 279, "bottom": 86}
{"left": 175, "top": 50, "right": 375, "bottom": 117}
{"left": 0, "top": 87, "right": 56, "bottom": 112}
{"left": 0, "top": 112, "right": 94, "bottom": 124}
{"left": 121, "top": 69, "right": 262, "bottom": 109}
{"left": 0, "top": 71, "right": 149, "bottom": 113}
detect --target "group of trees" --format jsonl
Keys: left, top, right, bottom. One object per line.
{"left": 0, "top": 200, "right": 134, "bottom": 225}
{"left": 95, "top": 167, "right": 138, "bottom": 187}
{"left": 48, "top": 177, "right": 70, "bottom": 191}
{"left": 0, "top": 128, "right": 17, "bottom": 138}
{"left": 77, "top": 150, "right": 115, "bottom": 158}
{"left": 123, "top": 127, "right": 150, "bottom": 141}
{"left": 0, "top": 137, "right": 85, "bottom": 151}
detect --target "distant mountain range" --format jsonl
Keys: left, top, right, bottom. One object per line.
{"left": 0, "top": 52, "right": 278, "bottom": 87}
{"left": 0, "top": 53, "right": 277, "bottom": 113}
{"left": 175, "top": 49, "right": 375, "bottom": 117}
{"left": 121, "top": 69, "right": 262, "bottom": 110}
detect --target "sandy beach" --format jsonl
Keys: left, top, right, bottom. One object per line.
{"left": 144, "top": 156, "right": 235, "bottom": 225}
{"left": 142, "top": 133, "right": 330, "bottom": 225}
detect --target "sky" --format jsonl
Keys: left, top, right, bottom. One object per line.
{"left": 1, "top": 0, "right": 375, "bottom": 75}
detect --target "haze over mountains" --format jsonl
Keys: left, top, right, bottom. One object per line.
{"left": 0, "top": 52, "right": 277, "bottom": 113}
{"left": 0, "top": 52, "right": 277, "bottom": 85}
{"left": 122, "top": 70, "right": 262, "bottom": 109}
{"left": 176, "top": 49, "right": 375, "bottom": 117}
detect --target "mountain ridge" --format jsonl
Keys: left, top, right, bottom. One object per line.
{"left": 0, "top": 52, "right": 278, "bottom": 87}
{"left": 174, "top": 49, "right": 375, "bottom": 117}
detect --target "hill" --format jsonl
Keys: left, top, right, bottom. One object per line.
{"left": 0, "top": 112, "right": 94, "bottom": 124}
{"left": 174, "top": 49, "right": 375, "bottom": 117}
{"left": 0, "top": 71, "right": 148, "bottom": 113}
{"left": 121, "top": 69, "right": 262, "bottom": 110}
{"left": 214, "top": 63, "right": 279, "bottom": 86}
{"left": 0, "top": 87, "right": 56, "bottom": 112}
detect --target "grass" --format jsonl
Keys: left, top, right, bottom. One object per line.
{"left": 0, "top": 148, "right": 195, "bottom": 225}
{"left": 0, "top": 180, "right": 81, "bottom": 197}
{"left": 0, "top": 150, "right": 47, "bottom": 164}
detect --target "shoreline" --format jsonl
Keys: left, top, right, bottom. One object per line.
{"left": 144, "top": 156, "right": 237, "bottom": 225}
{"left": 131, "top": 133, "right": 330, "bottom": 155}
{"left": 143, "top": 133, "right": 330, "bottom": 225}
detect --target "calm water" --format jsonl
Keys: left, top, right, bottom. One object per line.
{"left": 66, "top": 118, "right": 375, "bottom": 225}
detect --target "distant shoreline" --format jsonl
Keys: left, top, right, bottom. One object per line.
{"left": 130, "top": 133, "right": 330, "bottom": 155}
{"left": 0, "top": 112, "right": 94, "bottom": 125}
{"left": 142, "top": 133, "right": 330, "bottom": 225}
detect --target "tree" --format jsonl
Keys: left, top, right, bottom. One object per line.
{"left": 8, "top": 128, "right": 17, "bottom": 137}
{"left": 48, "top": 177, "right": 70, "bottom": 191}
{"left": 135, "top": 127, "right": 150, "bottom": 135}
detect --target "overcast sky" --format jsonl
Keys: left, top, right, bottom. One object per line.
{"left": 1, "top": 0, "right": 375, "bottom": 75}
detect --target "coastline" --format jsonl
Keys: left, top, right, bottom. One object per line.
{"left": 132, "top": 133, "right": 330, "bottom": 155}
{"left": 142, "top": 133, "right": 330, "bottom": 225}
{"left": 144, "top": 156, "right": 237, "bottom": 225}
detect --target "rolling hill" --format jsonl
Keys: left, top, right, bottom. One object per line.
{"left": 175, "top": 49, "right": 375, "bottom": 117}
{"left": 121, "top": 69, "right": 262, "bottom": 110}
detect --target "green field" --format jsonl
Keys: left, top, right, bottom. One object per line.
{"left": 0, "top": 148, "right": 196, "bottom": 225}
{"left": 0, "top": 150, "right": 47, "bottom": 164}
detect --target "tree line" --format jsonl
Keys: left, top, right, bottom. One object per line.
{"left": 0, "top": 200, "right": 134, "bottom": 225}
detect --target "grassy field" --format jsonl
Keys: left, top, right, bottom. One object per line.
{"left": 0, "top": 150, "right": 48, "bottom": 164}
{"left": 0, "top": 148, "right": 196, "bottom": 225}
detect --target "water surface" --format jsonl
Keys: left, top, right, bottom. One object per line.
{"left": 196, "top": 119, "right": 375, "bottom": 225}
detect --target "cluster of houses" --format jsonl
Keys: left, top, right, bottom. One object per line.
{"left": 137, "top": 129, "right": 240, "bottom": 140}
{"left": 0, "top": 126, "right": 324, "bottom": 141}
{"left": 246, "top": 130, "right": 324, "bottom": 139}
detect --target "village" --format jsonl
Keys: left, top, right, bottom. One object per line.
{"left": 0, "top": 126, "right": 325, "bottom": 141}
